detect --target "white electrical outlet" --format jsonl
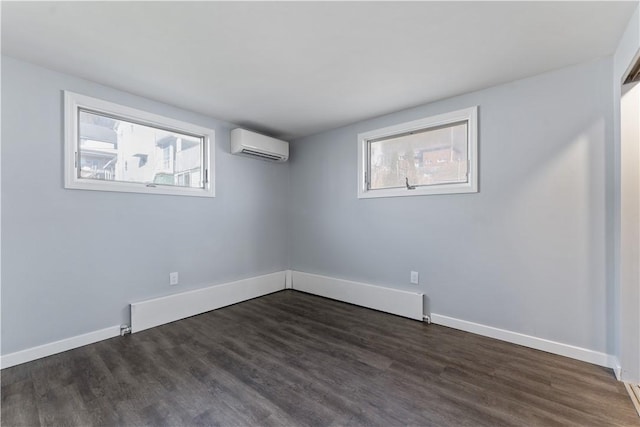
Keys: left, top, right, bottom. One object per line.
{"left": 410, "top": 271, "right": 419, "bottom": 285}
{"left": 169, "top": 272, "right": 179, "bottom": 286}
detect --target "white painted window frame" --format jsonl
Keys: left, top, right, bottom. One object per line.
{"left": 64, "top": 91, "right": 215, "bottom": 198}
{"left": 357, "top": 106, "right": 478, "bottom": 199}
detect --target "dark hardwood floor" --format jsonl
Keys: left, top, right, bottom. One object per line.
{"left": 2, "top": 290, "right": 638, "bottom": 426}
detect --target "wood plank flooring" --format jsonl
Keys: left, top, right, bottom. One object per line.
{"left": 2, "top": 290, "right": 639, "bottom": 426}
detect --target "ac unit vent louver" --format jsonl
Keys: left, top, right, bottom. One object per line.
{"left": 240, "top": 149, "right": 284, "bottom": 161}
{"left": 231, "top": 128, "right": 289, "bottom": 162}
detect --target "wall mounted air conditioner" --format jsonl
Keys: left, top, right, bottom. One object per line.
{"left": 230, "top": 128, "right": 289, "bottom": 162}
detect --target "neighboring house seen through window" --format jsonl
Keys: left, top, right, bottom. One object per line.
{"left": 65, "top": 92, "right": 215, "bottom": 197}
{"left": 357, "top": 106, "right": 478, "bottom": 198}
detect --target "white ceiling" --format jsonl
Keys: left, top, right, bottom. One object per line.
{"left": 2, "top": 1, "right": 636, "bottom": 140}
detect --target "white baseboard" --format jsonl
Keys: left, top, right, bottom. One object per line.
{"left": 0, "top": 325, "right": 120, "bottom": 369}
{"left": 291, "top": 271, "right": 424, "bottom": 321}
{"left": 1, "top": 270, "right": 621, "bottom": 377}
{"left": 285, "top": 269, "right": 293, "bottom": 289}
{"left": 290, "top": 271, "right": 617, "bottom": 371}
{"left": 131, "top": 271, "right": 286, "bottom": 333}
{"left": 431, "top": 313, "right": 617, "bottom": 369}
{"left": 1, "top": 271, "right": 287, "bottom": 369}
{"left": 611, "top": 356, "right": 622, "bottom": 380}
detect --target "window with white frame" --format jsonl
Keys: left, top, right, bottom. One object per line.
{"left": 64, "top": 91, "right": 215, "bottom": 197}
{"left": 357, "top": 106, "right": 478, "bottom": 198}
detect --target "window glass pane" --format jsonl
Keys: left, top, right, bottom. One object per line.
{"left": 369, "top": 122, "right": 468, "bottom": 190}
{"left": 78, "top": 109, "right": 204, "bottom": 188}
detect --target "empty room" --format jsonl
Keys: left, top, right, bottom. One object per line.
{"left": 3, "top": 1, "right": 640, "bottom": 425}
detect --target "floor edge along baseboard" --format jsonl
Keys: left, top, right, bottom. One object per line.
{"left": 290, "top": 271, "right": 424, "bottom": 321}
{"left": 0, "top": 325, "right": 121, "bottom": 369}
{"left": 430, "top": 313, "right": 617, "bottom": 370}
{"left": 291, "top": 270, "right": 615, "bottom": 370}
{"left": 1, "top": 270, "right": 619, "bottom": 374}
{"left": 1, "top": 271, "right": 288, "bottom": 369}
{"left": 130, "top": 271, "right": 287, "bottom": 333}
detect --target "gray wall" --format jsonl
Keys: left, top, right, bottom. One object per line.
{"left": 290, "top": 58, "right": 615, "bottom": 354}
{"left": 1, "top": 56, "right": 289, "bottom": 355}
{"left": 0, "top": 53, "right": 621, "bottom": 359}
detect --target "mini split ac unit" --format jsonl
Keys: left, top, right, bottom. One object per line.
{"left": 230, "top": 128, "right": 289, "bottom": 162}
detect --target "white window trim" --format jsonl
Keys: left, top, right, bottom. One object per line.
{"left": 357, "top": 106, "right": 478, "bottom": 199}
{"left": 64, "top": 91, "right": 215, "bottom": 198}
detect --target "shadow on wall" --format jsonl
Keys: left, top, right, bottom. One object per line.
{"left": 500, "top": 117, "right": 608, "bottom": 349}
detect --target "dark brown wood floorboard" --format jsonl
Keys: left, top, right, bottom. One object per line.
{"left": 1, "top": 290, "right": 638, "bottom": 427}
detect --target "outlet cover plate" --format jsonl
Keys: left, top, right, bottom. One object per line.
{"left": 169, "top": 272, "right": 179, "bottom": 286}
{"left": 410, "top": 271, "right": 419, "bottom": 285}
